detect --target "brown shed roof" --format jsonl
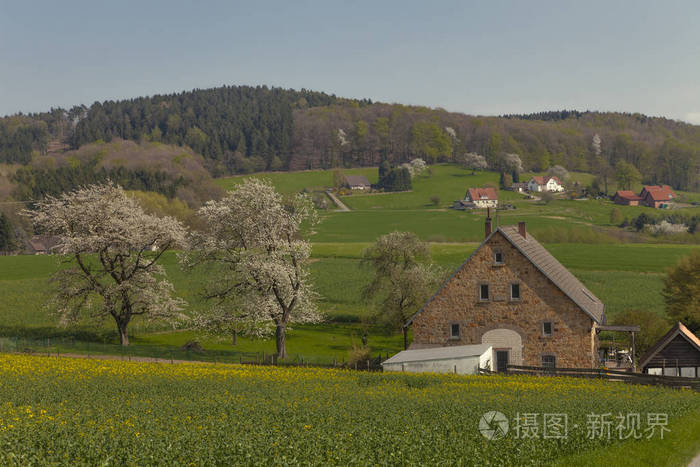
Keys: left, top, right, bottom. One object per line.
{"left": 466, "top": 187, "right": 498, "bottom": 201}
{"left": 639, "top": 322, "right": 700, "bottom": 369}
{"left": 614, "top": 190, "right": 643, "bottom": 201}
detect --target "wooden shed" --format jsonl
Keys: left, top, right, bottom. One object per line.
{"left": 640, "top": 322, "right": 700, "bottom": 378}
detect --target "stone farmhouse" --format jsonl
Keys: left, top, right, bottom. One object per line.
{"left": 407, "top": 217, "right": 605, "bottom": 370}
{"left": 344, "top": 175, "right": 371, "bottom": 190}
{"left": 527, "top": 176, "right": 564, "bottom": 193}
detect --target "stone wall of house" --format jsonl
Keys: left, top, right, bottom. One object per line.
{"left": 411, "top": 231, "right": 598, "bottom": 368}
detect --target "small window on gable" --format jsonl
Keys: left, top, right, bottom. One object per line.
{"left": 543, "top": 322, "right": 553, "bottom": 336}
{"left": 494, "top": 251, "right": 504, "bottom": 264}
{"left": 542, "top": 355, "right": 556, "bottom": 368}
{"left": 450, "top": 323, "right": 460, "bottom": 339}
{"left": 511, "top": 283, "right": 520, "bottom": 300}
{"left": 479, "top": 284, "right": 490, "bottom": 301}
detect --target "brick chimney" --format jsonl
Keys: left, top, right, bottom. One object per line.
{"left": 485, "top": 208, "right": 492, "bottom": 238}
{"left": 518, "top": 221, "right": 527, "bottom": 239}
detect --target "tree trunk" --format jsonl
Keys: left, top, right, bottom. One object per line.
{"left": 232, "top": 329, "right": 238, "bottom": 346}
{"left": 118, "top": 321, "right": 129, "bottom": 347}
{"left": 403, "top": 327, "right": 408, "bottom": 350}
{"left": 275, "top": 324, "right": 287, "bottom": 360}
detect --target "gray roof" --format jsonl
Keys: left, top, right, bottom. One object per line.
{"left": 382, "top": 344, "right": 492, "bottom": 365}
{"left": 406, "top": 224, "right": 605, "bottom": 326}
{"left": 344, "top": 175, "right": 370, "bottom": 186}
{"left": 497, "top": 225, "right": 604, "bottom": 323}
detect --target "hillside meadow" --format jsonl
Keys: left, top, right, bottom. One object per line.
{"left": 217, "top": 164, "right": 700, "bottom": 243}
{"left": 0, "top": 354, "right": 698, "bottom": 466}
{"left": 0, "top": 164, "right": 698, "bottom": 360}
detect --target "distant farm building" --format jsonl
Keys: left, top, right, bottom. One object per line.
{"left": 613, "top": 190, "right": 643, "bottom": 206}
{"left": 639, "top": 185, "right": 676, "bottom": 208}
{"left": 510, "top": 182, "right": 528, "bottom": 193}
{"left": 640, "top": 322, "right": 700, "bottom": 378}
{"left": 527, "top": 176, "right": 564, "bottom": 193}
{"left": 381, "top": 344, "right": 493, "bottom": 375}
{"left": 407, "top": 218, "right": 605, "bottom": 370}
{"left": 453, "top": 187, "right": 498, "bottom": 210}
{"left": 344, "top": 175, "right": 371, "bottom": 190}
{"left": 28, "top": 235, "right": 60, "bottom": 255}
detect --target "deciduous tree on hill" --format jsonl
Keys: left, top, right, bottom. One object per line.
{"left": 362, "top": 232, "right": 441, "bottom": 349}
{"left": 456, "top": 152, "right": 488, "bottom": 174}
{"left": 26, "top": 182, "right": 187, "bottom": 346}
{"left": 662, "top": 250, "right": 700, "bottom": 332}
{"left": 615, "top": 160, "right": 642, "bottom": 191}
{"left": 187, "top": 178, "right": 321, "bottom": 359}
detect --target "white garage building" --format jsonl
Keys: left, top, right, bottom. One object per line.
{"left": 381, "top": 344, "right": 493, "bottom": 375}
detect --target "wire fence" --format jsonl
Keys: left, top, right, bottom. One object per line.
{"left": 0, "top": 336, "right": 387, "bottom": 370}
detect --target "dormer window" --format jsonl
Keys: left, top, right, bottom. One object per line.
{"left": 494, "top": 251, "right": 504, "bottom": 265}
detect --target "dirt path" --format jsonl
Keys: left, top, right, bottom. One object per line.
{"left": 326, "top": 190, "right": 350, "bottom": 211}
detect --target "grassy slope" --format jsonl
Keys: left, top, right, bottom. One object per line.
{"left": 1, "top": 164, "right": 698, "bottom": 360}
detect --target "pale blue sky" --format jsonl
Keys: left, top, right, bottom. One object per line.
{"left": 1, "top": 1, "right": 699, "bottom": 123}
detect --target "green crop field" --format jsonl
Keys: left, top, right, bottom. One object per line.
{"left": 0, "top": 354, "right": 698, "bottom": 466}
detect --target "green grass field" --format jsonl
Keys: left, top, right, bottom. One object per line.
{"left": 1, "top": 164, "right": 698, "bottom": 361}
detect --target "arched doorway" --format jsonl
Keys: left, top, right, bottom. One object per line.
{"left": 482, "top": 329, "right": 523, "bottom": 372}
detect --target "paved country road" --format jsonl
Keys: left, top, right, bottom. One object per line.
{"left": 326, "top": 190, "right": 350, "bottom": 211}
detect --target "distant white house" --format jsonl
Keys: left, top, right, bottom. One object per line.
{"left": 527, "top": 176, "right": 564, "bottom": 193}
{"left": 381, "top": 344, "right": 493, "bottom": 375}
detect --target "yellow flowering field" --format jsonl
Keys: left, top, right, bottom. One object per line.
{"left": 0, "top": 354, "right": 698, "bottom": 465}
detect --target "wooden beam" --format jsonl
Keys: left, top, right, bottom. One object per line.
{"left": 597, "top": 325, "right": 641, "bottom": 332}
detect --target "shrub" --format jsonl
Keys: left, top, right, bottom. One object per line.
{"left": 609, "top": 207, "right": 623, "bottom": 225}
{"left": 347, "top": 345, "right": 371, "bottom": 368}
{"left": 430, "top": 195, "right": 440, "bottom": 206}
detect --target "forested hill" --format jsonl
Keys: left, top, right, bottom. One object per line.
{"left": 1, "top": 85, "right": 699, "bottom": 191}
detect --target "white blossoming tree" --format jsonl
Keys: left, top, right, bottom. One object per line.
{"left": 187, "top": 178, "right": 321, "bottom": 359}
{"left": 26, "top": 182, "right": 188, "bottom": 346}
{"left": 457, "top": 152, "right": 488, "bottom": 174}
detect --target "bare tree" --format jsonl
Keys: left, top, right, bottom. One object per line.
{"left": 26, "top": 182, "right": 187, "bottom": 346}
{"left": 186, "top": 178, "right": 321, "bottom": 359}
{"left": 362, "top": 232, "right": 441, "bottom": 349}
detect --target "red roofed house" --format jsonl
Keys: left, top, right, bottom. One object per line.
{"left": 465, "top": 187, "right": 498, "bottom": 208}
{"left": 639, "top": 185, "right": 676, "bottom": 208}
{"left": 527, "top": 176, "right": 564, "bottom": 193}
{"left": 612, "top": 190, "right": 643, "bottom": 206}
